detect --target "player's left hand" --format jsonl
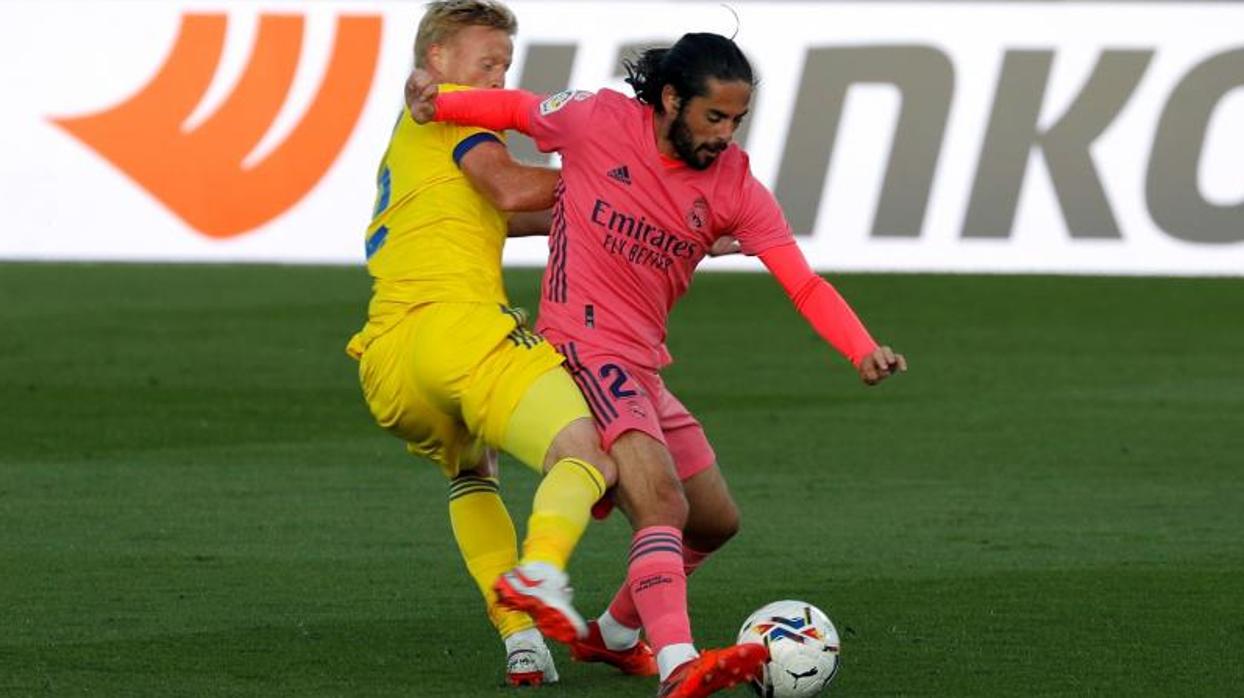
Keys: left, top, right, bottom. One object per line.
{"left": 857, "top": 345, "right": 906, "bottom": 386}
{"left": 708, "top": 235, "right": 742, "bottom": 257}
{"left": 405, "top": 69, "right": 439, "bottom": 124}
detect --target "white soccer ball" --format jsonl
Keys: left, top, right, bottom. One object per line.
{"left": 737, "top": 600, "right": 841, "bottom": 697}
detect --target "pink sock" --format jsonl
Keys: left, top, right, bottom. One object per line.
{"left": 607, "top": 541, "right": 712, "bottom": 630}
{"left": 618, "top": 527, "right": 697, "bottom": 651}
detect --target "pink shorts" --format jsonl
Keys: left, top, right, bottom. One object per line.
{"left": 554, "top": 340, "right": 715, "bottom": 480}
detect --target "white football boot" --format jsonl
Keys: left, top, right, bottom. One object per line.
{"left": 505, "top": 628, "right": 559, "bottom": 687}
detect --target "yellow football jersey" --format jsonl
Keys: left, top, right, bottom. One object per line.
{"left": 347, "top": 85, "right": 508, "bottom": 359}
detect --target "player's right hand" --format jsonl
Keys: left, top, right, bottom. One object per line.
{"left": 405, "top": 69, "right": 439, "bottom": 124}
{"left": 857, "top": 345, "right": 906, "bottom": 386}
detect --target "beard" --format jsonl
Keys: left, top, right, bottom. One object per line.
{"left": 669, "top": 105, "right": 726, "bottom": 170}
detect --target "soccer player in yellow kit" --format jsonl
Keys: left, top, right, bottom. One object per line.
{"left": 344, "top": 1, "right": 616, "bottom": 686}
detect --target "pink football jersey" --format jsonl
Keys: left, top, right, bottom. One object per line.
{"left": 527, "top": 89, "right": 793, "bottom": 369}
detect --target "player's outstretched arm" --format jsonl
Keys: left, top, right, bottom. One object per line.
{"left": 458, "top": 141, "right": 559, "bottom": 212}
{"left": 405, "top": 68, "right": 541, "bottom": 134}
{"left": 757, "top": 242, "right": 906, "bottom": 386}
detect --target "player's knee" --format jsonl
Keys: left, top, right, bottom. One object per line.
{"left": 619, "top": 470, "right": 688, "bottom": 529}
{"left": 632, "top": 483, "right": 688, "bottom": 530}
{"left": 545, "top": 418, "right": 617, "bottom": 487}
{"left": 611, "top": 431, "right": 687, "bottom": 528}
{"left": 654, "top": 483, "right": 690, "bottom": 529}
{"left": 582, "top": 449, "right": 618, "bottom": 489}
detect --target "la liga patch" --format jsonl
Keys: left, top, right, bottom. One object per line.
{"left": 539, "top": 89, "right": 589, "bottom": 115}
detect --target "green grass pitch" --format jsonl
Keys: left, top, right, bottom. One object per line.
{"left": 1, "top": 264, "right": 1241, "bottom": 696}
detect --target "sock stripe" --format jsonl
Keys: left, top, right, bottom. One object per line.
{"left": 629, "top": 528, "right": 683, "bottom": 564}
{"left": 631, "top": 532, "right": 681, "bottom": 545}
{"left": 449, "top": 486, "right": 501, "bottom": 501}
{"left": 450, "top": 482, "right": 498, "bottom": 492}
{"left": 629, "top": 534, "right": 682, "bottom": 552}
{"left": 448, "top": 476, "right": 500, "bottom": 501}
{"left": 630, "top": 542, "right": 682, "bottom": 556}
{"left": 628, "top": 545, "right": 684, "bottom": 564}
{"left": 449, "top": 480, "right": 499, "bottom": 493}
{"left": 450, "top": 475, "right": 498, "bottom": 487}
{"left": 629, "top": 542, "right": 682, "bottom": 559}
{"left": 449, "top": 478, "right": 499, "bottom": 493}
{"left": 558, "top": 457, "right": 606, "bottom": 499}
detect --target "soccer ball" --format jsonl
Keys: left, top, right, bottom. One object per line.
{"left": 737, "top": 600, "right": 841, "bottom": 697}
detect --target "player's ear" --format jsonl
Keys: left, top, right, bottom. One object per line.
{"left": 661, "top": 84, "right": 680, "bottom": 114}
{"left": 426, "top": 44, "right": 446, "bottom": 76}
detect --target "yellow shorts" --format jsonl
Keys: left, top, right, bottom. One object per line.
{"left": 354, "top": 302, "right": 589, "bottom": 477}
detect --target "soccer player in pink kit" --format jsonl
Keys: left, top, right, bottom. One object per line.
{"left": 409, "top": 33, "right": 906, "bottom": 698}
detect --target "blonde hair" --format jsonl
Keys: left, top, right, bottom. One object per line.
{"left": 414, "top": 1, "right": 518, "bottom": 69}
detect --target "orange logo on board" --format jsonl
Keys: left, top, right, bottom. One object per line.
{"left": 51, "top": 14, "right": 382, "bottom": 238}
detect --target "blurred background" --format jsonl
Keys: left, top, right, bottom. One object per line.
{"left": 4, "top": 0, "right": 1244, "bottom": 271}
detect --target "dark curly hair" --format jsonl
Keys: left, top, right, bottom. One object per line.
{"left": 622, "top": 33, "right": 755, "bottom": 114}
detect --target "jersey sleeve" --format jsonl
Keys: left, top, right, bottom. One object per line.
{"left": 525, "top": 89, "right": 599, "bottom": 153}
{"left": 433, "top": 86, "right": 540, "bottom": 134}
{"left": 449, "top": 126, "right": 503, "bottom": 167}
{"left": 433, "top": 84, "right": 507, "bottom": 167}
{"left": 758, "top": 243, "right": 878, "bottom": 366}
{"left": 730, "top": 171, "right": 794, "bottom": 255}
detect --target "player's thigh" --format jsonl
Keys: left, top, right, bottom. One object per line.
{"left": 357, "top": 308, "right": 483, "bottom": 477}
{"left": 655, "top": 384, "right": 717, "bottom": 482}
{"left": 559, "top": 345, "right": 682, "bottom": 481}
{"left": 654, "top": 376, "right": 729, "bottom": 540}
{"left": 405, "top": 303, "right": 514, "bottom": 412}
{"left": 499, "top": 365, "right": 604, "bottom": 475}
{"left": 359, "top": 303, "right": 489, "bottom": 418}
{"left": 680, "top": 464, "right": 740, "bottom": 552}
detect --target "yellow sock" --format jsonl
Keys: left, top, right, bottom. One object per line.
{"left": 521, "top": 458, "right": 607, "bottom": 569}
{"left": 448, "top": 475, "right": 533, "bottom": 639}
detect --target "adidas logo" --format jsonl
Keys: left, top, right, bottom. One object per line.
{"left": 606, "top": 164, "right": 631, "bottom": 185}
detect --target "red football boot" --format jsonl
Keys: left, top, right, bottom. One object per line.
{"left": 570, "top": 620, "right": 658, "bottom": 676}
{"left": 656, "top": 644, "right": 767, "bottom": 698}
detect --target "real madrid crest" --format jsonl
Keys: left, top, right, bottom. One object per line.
{"left": 686, "top": 196, "right": 710, "bottom": 232}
